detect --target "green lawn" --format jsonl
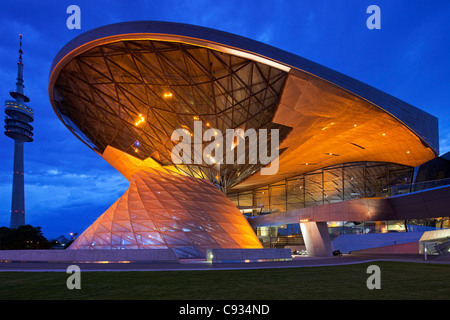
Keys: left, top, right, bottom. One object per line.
{"left": 0, "top": 262, "right": 448, "bottom": 300}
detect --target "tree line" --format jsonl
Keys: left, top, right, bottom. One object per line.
{"left": 0, "top": 225, "right": 51, "bottom": 250}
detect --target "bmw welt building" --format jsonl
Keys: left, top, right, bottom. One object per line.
{"left": 47, "top": 21, "right": 450, "bottom": 259}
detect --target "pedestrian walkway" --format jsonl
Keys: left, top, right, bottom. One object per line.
{"left": 0, "top": 253, "right": 447, "bottom": 272}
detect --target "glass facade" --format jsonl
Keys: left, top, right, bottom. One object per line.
{"left": 69, "top": 168, "right": 263, "bottom": 255}
{"left": 52, "top": 38, "right": 292, "bottom": 192}
{"left": 227, "top": 161, "right": 438, "bottom": 247}
{"left": 230, "top": 161, "right": 414, "bottom": 212}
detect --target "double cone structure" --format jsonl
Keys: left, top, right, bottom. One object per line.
{"left": 69, "top": 168, "right": 262, "bottom": 258}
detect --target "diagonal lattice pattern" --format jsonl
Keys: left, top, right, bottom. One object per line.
{"left": 52, "top": 40, "right": 291, "bottom": 191}
{"left": 68, "top": 168, "right": 263, "bottom": 257}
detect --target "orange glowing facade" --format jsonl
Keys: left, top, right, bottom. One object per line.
{"left": 69, "top": 168, "right": 261, "bottom": 257}
{"left": 48, "top": 21, "right": 441, "bottom": 255}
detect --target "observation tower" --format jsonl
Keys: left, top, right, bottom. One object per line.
{"left": 4, "top": 34, "right": 34, "bottom": 228}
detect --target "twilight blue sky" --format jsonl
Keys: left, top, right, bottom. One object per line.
{"left": 0, "top": 0, "right": 449, "bottom": 239}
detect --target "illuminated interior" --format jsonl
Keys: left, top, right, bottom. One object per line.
{"left": 51, "top": 38, "right": 291, "bottom": 192}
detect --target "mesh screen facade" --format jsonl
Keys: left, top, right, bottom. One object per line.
{"left": 69, "top": 168, "right": 262, "bottom": 257}
{"left": 52, "top": 39, "right": 290, "bottom": 192}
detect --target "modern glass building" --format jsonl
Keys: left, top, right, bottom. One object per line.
{"left": 48, "top": 21, "right": 449, "bottom": 257}
{"left": 228, "top": 158, "right": 450, "bottom": 248}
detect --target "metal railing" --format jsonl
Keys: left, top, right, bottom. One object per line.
{"left": 389, "top": 177, "right": 450, "bottom": 196}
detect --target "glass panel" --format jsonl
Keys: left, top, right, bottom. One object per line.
{"left": 270, "top": 183, "right": 286, "bottom": 213}
{"left": 364, "top": 163, "right": 389, "bottom": 198}
{"left": 287, "top": 177, "right": 304, "bottom": 210}
{"left": 323, "top": 167, "right": 343, "bottom": 204}
{"left": 389, "top": 164, "right": 414, "bottom": 195}
{"left": 238, "top": 192, "right": 253, "bottom": 207}
{"left": 344, "top": 163, "right": 365, "bottom": 200}
{"left": 387, "top": 220, "right": 406, "bottom": 232}
{"left": 227, "top": 193, "right": 239, "bottom": 206}
{"left": 376, "top": 221, "right": 388, "bottom": 233}
{"left": 253, "top": 188, "right": 270, "bottom": 213}
{"left": 305, "top": 171, "right": 323, "bottom": 207}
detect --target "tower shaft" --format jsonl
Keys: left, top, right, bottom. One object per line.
{"left": 10, "top": 140, "right": 25, "bottom": 228}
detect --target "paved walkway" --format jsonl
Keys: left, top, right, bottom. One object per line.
{"left": 0, "top": 253, "right": 448, "bottom": 272}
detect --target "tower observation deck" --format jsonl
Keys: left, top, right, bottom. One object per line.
{"left": 4, "top": 34, "right": 34, "bottom": 228}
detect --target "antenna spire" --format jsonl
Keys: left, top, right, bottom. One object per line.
{"left": 16, "top": 34, "right": 24, "bottom": 96}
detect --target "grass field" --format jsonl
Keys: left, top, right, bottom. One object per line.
{"left": 0, "top": 262, "right": 448, "bottom": 300}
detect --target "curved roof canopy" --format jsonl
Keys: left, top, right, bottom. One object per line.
{"left": 49, "top": 21, "right": 438, "bottom": 192}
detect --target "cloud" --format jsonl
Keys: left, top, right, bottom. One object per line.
{"left": 257, "top": 28, "right": 274, "bottom": 44}
{"left": 25, "top": 170, "right": 128, "bottom": 213}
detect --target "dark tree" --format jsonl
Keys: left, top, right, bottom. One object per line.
{"left": 0, "top": 225, "right": 51, "bottom": 250}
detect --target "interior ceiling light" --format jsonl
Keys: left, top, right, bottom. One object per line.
{"left": 134, "top": 114, "right": 145, "bottom": 126}
{"left": 321, "top": 122, "right": 335, "bottom": 131}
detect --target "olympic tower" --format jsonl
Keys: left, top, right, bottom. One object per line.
{"left": 4, "top": 35, "right": 34, "bottom": 228}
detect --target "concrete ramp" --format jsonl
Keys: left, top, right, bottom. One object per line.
{"left": 332, "top": 229, "right": 450, "bottom": 255}
{"left": 332, "top": 232, "right": 425, "bottom": 254}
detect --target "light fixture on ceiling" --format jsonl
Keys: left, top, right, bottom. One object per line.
{"left": 321, "top": 122, "right": 335, "bottom": 131}
{"left": 134, "top": 114, "right": 145, "bottom": 126}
